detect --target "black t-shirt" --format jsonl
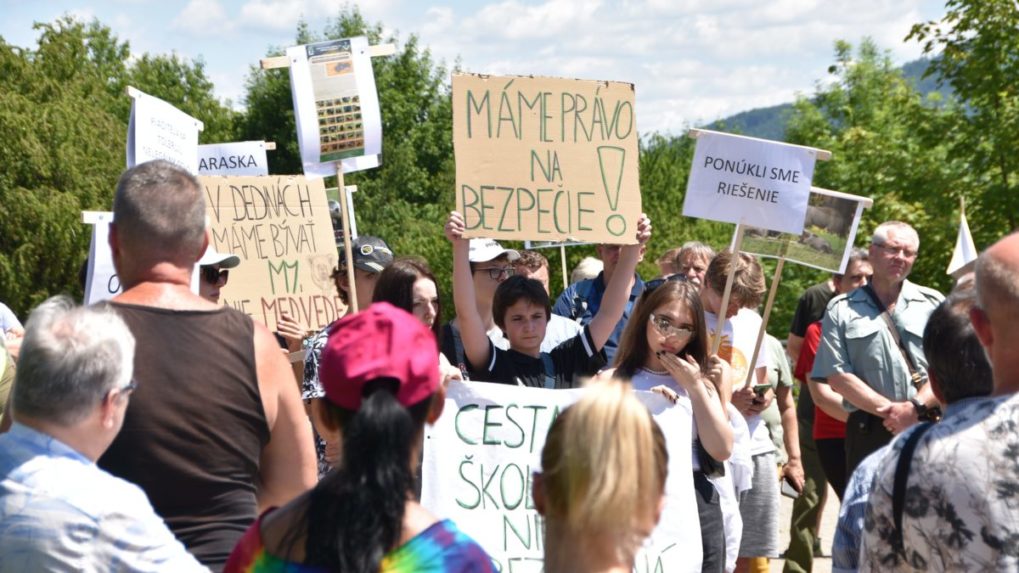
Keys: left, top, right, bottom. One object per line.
{"left": 789, "top": 281, "right": 836, "bottom": 337}
{"left": 469, "top": 325, "right": 606, "bottom": 389}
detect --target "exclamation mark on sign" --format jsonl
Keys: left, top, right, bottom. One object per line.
{"left": 597, "top": 146, "right": 625, "bottom": 210}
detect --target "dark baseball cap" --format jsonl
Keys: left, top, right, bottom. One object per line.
{"left": 339, "top": 236, "right": 394, "bottom": 273}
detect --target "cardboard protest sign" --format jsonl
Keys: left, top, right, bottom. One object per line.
{"left": 738, "top": 187, "right": 870, "bottom": 273}
{"left": 201, "top": 175, "right": 341, "bottom": 331}
{"left": 422, "top": 381, "right": 701, "bottom": 572}
{"left": 287, "top": 36, "right": 383, "bottom": 178}
{"left": 522, "top": 239, "right": 589, "bottom": 249}
{"left": 684, "top": 129, "right": 821, "bottom": 235}
{"left": 198, "top": 141, "right": 270, "bottom": 176}
{"left": 126, "top": 86, "right": 203, "bottom": 173}
{"left": 453, "top": 74, "right": 642, "bottom": 244}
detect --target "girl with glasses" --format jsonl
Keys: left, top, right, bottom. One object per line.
{"left": 600, "top": 280, "right": 735, "bottom": 573}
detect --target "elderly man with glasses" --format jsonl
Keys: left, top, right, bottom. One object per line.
{"left": 811, "top": 221, "right": 944, "bottom": 481}
{"left": 0, "top": 297, "right": 206, "bottom": 571}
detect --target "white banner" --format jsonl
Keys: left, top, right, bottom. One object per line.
{"left": 422, "top": 381, "right": 701, "bottom": 572}
{"left": 83, "top": 213, "right": 120, "bottom": 305}
{"left": 287, "top": 36, "right": 382, "bottom": 178}
{"left": 126, "top": 86, "right": 203, "bottom": 174}
{"left": 82, "top": 212, "right": 200, "bottom": 305}
{"left": 684, "top": 130, "right": 818, "bottom": 235}
{"left": 198, "top": 141, "right": 270, "bottom": 176}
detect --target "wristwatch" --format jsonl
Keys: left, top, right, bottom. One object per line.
{"left": 909, "top": 397, "right": 929, "bottom": 418}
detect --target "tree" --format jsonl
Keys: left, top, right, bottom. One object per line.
{"left": 0, "top": 16, "right": 237, "bottom": 317}
{"left": 128, "top": 54, "right": 237, "bottom": 144}
{"left": 781, "top": 39, "right": 966, "bottom": 333}
{"left": 239, "top": 7, "right": 460, "bottom": 315}
{"left": 908, "top": 0, "right": 1019, "bottom": 236}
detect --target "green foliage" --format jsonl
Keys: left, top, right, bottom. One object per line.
{"left": 238, "top": 6, "right": 460, "bottom": 316}
{"left": 780, "top": 39, "right": 967, "bottom": 337}
{"left": 128, "top": 54, "right": 237, "bottom": 144}
{"left": 908, "top": 0, "right": 1019, "bottom": 234}
{"left": 0, "top": 16, "right": 236, "bottom": 318}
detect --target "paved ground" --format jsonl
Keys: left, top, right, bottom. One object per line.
{"left": 770, "top": 484, "right": 840, "bottom": 573}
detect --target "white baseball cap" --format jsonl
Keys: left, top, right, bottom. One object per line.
{"left": 468, "top": 239, "right": 520, "bottom": 264}
{"left": 198, "top": 246, "right": 241, "bottom": 268}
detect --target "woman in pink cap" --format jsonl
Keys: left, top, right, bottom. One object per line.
{"left": 225, "top": 303, "right": 494, "bottom": 572}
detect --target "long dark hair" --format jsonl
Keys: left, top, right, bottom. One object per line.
{"left": 372, "top": 257, "right": 442, "bottom": 343}
{"left": 613, "top": 281, "right": 708, "bottom": 379}
{"left": 300, "top": 378, "right": 433, "bottom": 570}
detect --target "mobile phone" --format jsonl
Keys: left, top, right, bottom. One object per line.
{"left": 781, "top": 476, "right": 800, "bottom": 499}
{"left": 752, "top": 384, "right": 771, "bottom": 396}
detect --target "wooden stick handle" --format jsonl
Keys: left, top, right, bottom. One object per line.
{"left": 712, "top": 223, "right": 745, "bottom": 354}
{"left": 744, "top": 254, "right": 785, "bottom": 389}
{"left": 336, "top": 167, "right": 358, "bottom": 313}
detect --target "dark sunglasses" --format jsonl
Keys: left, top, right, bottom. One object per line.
{"left": 201, "top": 266, "right": 229, "bottom": 284}
{"left": 643, "top": 273, "right": 688, "bottom": 293}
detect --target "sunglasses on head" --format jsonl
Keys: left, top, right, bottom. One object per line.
{"left": 643, "top": 273, "right": 688, "bottom": 293}
{"left": 201, "top": 266, "right": 229, "bottom": 284}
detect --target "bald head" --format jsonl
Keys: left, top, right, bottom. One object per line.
{"left": 975, "top": 232, "right": 1019, "bottom": 320}
{"left": 112, "top": 160, "right": 206, "bottom": 268}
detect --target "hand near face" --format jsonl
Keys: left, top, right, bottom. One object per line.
{"left": 658, "top": 351, "right": 702, "bottom": 393}
{"left": 705, "top": 355, "right": 731, "bottom": 393}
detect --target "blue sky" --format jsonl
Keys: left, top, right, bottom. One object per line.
{"left": 2, "top": 0, "right": 948, "bottom": 135}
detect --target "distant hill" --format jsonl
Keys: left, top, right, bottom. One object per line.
{"left": 710, "top": 58, "right": 952, "bottom": 140}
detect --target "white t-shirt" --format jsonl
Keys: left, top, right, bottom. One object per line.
{"left": 704, "top": 308, "right": 773, "bottom": 456}
{"left": 630, "top": 368, "right": 700, "bottom": 471}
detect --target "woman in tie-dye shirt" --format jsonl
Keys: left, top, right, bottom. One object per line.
{"left": 224, "top": 304, "right": 494, "bottom": 573}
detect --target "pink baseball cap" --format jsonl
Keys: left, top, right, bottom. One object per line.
{"left": 318, "top": 302, "right": 439, "bottom": 410}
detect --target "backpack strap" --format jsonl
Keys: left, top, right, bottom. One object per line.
{"left": 891, "top": 422, "right": 935, "bottom": 555}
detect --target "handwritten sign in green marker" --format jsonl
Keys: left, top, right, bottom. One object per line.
{"left": 453, "top": 73, "right": 642, "bottom": 244}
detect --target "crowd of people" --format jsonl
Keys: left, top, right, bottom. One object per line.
{"left": 0, "top": 158, "right": 1017, "bottom": 572}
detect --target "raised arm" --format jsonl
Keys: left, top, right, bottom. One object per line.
{"left": 444, "top": 211, "right": 493, "bottom": 372}
{"left": 254, "top": 322, "right": 317, "bottom": 511}
{"left": 587, "top": 214, "right": 652, "bottom": 350}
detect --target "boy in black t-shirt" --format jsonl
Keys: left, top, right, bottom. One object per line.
{"left": 444, "top": 211, "right": 651, "bottom": 388}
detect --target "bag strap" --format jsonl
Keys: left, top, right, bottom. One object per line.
{"left": 862, "top": 284, "right": 922, "bottom": 381}
{"left": 891, "top": 422, "right": 934, "bottom": 555}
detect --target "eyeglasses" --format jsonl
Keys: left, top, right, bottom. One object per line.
{"left": 473, "top": 266, "right": 515, "bottom": 280}
{"left": 874, "top": 244, "right": 918, "bottom": 259}
{"left": 649, "top": 314, "right": 695, "bottom": 339}
{"left": 108, "top": 378, "right": 138, "bottom": 401}
{"left": 201, "top": 266, "right": 229, "bottom": 284}
{"left": 644, "top": 273, "right": 688, "bottom": 293}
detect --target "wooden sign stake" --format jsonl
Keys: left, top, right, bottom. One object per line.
{"left": 712, "top": 223, "right": 745, "bottom": 354}
{"left": 744, "top": 247, "right": 787, "bottom": 389}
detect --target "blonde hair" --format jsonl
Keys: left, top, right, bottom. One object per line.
{"left": 540, "top": 380, "right": 667, "bottom": 560}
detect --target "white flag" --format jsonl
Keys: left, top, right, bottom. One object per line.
{"left": 947, "top": 206, "right": 978, "bottom": 275}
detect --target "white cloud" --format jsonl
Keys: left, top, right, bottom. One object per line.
{"left": 406, "top": 0, "right": 941, "bottom": 134}
{"left": 172, "top": 0, "right": 234, "bottom": 36}
{"left": 238, "top": 0, "right": 305, "bottom": 32}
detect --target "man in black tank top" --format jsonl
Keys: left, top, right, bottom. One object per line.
{"left": 98, "top": 160, "right": 317, "bottom": 571}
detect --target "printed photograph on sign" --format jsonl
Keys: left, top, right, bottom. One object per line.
{"left": 452, "top": 73, "right": 642, "bottom": 244}
{"left": 738, "top": 187, "right": 869, "bottom": 273}
{"left": 287, "top": 36, "right": 382, "bottom": 177}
